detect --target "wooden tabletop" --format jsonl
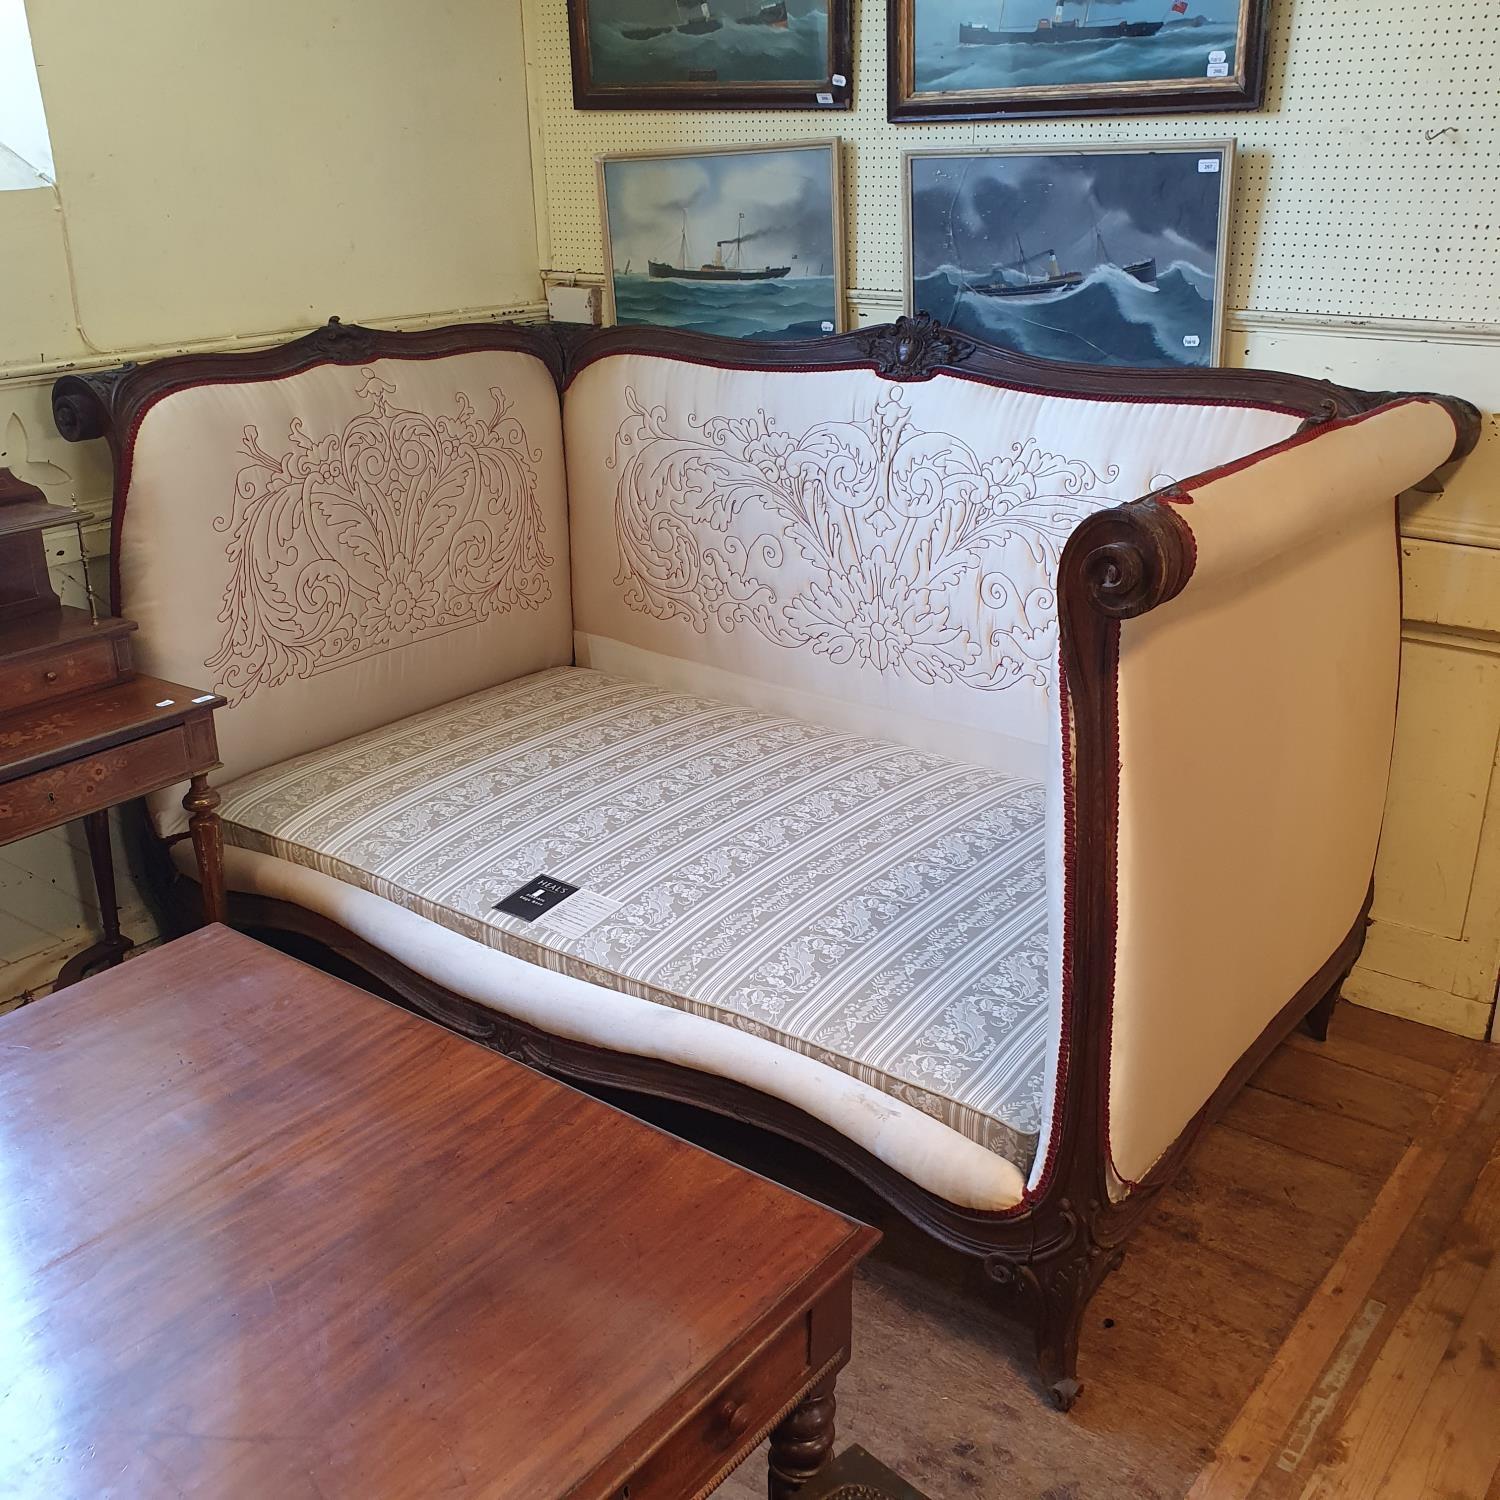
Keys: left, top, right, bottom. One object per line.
{"left": 0, "top": 926, "right": 875, "bottom": 1499}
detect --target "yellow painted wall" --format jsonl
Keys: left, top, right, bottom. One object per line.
{"left": 3, "top": 0, "right": 542, "bottom": 374}
{"left": 0, "top": 0, "right": 545, "bottom": 995}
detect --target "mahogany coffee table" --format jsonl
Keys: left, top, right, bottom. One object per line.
{"left": 0, "top": 925, "right": 877, "bottom": 1499}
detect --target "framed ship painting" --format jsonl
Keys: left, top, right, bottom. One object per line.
{"left": 568, "top": 0, "right": 852, "bottom": 109}
{"left": 598, "top": 142, "right": 845, "bottom": 339}
{"left": 888, "top": 0, "right": 1269, "bottom": 121}
{"left": 904, "top": 142, "right": 1233, "bottom": 368}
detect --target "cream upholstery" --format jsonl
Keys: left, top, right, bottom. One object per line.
{"left": 1106, "top": 399, "right": 1461, "bottom": 1185}
{"left": 563, "top": 354, "right": 1303, "bottom": 771}
{"left": 119, "top": 350, "right": 573, "bottom": 834}
{"left": 213, "top": 667, "right": 1052, "bottom": 1176}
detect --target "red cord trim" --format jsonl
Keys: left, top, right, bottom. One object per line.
{"left": 1022, "top": 650, "right": 1085, "bottom": 1208}
{"left": 1163, "top": 394, "right": 1456, "bottom": 510}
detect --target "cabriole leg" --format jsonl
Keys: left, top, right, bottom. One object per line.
{"left": 1303, "top": 965, "right": 1350, "bottom": 1043}
{"left": 987, "top": 1226, "right": 1125, "bottom": 1413}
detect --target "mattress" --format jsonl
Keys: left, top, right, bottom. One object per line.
{"left": 216, "top": 667, "right": 1052, "bottom": 1173}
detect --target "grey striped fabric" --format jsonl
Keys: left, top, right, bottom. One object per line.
{"left": 216, "top": 667, "right": 1050, "bottom": 1173}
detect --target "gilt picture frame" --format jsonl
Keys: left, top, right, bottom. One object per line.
{"left": 568, "top": 0, "right": 853, "bottom": 109}
{"left": 598, "top": 141, "right": 846, "bottom": 340}
{"left": 904, "top": 141, "right": 1234, "bottom": 368}
{"left": 888, "top": 0, "right": 1269, "bottom": 121}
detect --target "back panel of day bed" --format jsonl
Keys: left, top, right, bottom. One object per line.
{"left": 107, "top": 344, "right": 573, "bottom": 834}
{"left": 561, "top": 349, "right": 1304, "bottom": 779}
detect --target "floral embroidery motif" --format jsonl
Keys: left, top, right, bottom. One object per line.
{"left": 609, "top": 385, "right": 1120, "bottom": 691}
{"left": 208, "top": 370, "right": 552, "bottom": 703}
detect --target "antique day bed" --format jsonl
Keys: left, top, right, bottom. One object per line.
{"left": 52, "top": 314, "right": 1478, "bottom": 1408}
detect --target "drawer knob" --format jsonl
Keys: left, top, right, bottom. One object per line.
{"left": 43, "top": 670, "right": 58, "bottom": 684}
{"left": 716, "top": 1397, "right": 751, "bottom": 1441}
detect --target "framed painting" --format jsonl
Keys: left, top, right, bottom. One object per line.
{"left": 568, "top": 0, "right": 853, "bottom": 109}
{"left": 888, "top": 0, "right": 1269, "bottom": 121}
{"left": 598, "top": 141, "right": 846, "bottom": 339}
{"left": 904, "top": 142, "right": 1234, "bottom": 368}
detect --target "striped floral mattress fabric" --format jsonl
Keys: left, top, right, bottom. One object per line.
{"left": 215, "top": 668, "right": 1052, "bottom": 1174}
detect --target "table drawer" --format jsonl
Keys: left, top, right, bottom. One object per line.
{"left": 0, "top": 638, "right": 127, "bottom": 716}
{"left": 617, "top": 1318, "right": 810, "bottom": 1500}
{"left": 0, "top": 727, "right": 192, "bottom": 841}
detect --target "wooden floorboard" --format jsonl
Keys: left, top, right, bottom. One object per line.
{"left": 694, "top": 1001, "right": 1500, "bottom": 1500}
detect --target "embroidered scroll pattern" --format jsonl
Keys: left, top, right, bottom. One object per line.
{"left": 609, "top": 385, "right": 1120, "bottom": 692}
{"left": 208, "top": 370, "right": 551, "bottom": 703}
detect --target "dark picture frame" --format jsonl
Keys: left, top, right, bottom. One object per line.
{"left": 904, "top": 141, "right": 1234, "bottom": 369}
{"left": 887, "top": 0, "right": 1269, "bottom": 121}
{"left": 568, "top": 0, "right": 853, "bottom": 109}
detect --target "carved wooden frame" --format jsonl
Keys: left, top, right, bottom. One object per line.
{"left": 55, "top": 314, "right": 1480, "bottom": 1409}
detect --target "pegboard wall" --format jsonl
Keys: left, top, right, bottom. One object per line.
{"left": 524, "top": 0, "right": 1500, "bottom": 322}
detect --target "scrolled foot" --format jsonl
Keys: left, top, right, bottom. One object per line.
{"left": 986, "top": 1207, "right": 1125, "bottom": 1414}
{"left": 1048, "top": 1376, "right": 1082, "bottom": 1413}
{"left": 1302, "top": 969, "right": 1347, "bottom": 1042}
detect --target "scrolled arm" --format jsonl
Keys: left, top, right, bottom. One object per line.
{"left": 1059, "top": 496, "right": 1196, "bottom": 622}
{"left": 51, "top": 366, "right": 136, "bottom": 444}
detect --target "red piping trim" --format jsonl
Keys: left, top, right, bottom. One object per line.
{"left": 1162, "top": 394, "right": 1456, "bottom": 509}
{"left": 1023, "top": 652, "right": 1079, "bottom": 1208}
{"left": 1098, "top": 619, "right": 1133, "bottom": 1194}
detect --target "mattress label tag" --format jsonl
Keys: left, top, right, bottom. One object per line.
{"left": 533, "top": 889, "right": 625, "bottom": 939}
{"left": 494, "top": 874, "right": 578, "bottom": 921}
{"left": 492, "top": 875, "right": 623, "bottom": 937}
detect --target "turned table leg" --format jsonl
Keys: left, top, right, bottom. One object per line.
{"left": 54, "top": 809, "right": 135, "bottom": 989}
{"left": 183, "top": 773, "right": 226, "bottom": 926}
{"left": 768, "top": 1382, "right": 836, "bottom": 1500}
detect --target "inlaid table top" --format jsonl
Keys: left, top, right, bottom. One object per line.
{"left": 0, "top": 925, "right": 876, "bottom": 1499}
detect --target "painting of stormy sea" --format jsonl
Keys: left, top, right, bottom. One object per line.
{"left": 907, "top": 148, "right": 1229, "bottom": 368}
{"left": 602, "top": 145, "right": 841, "bottom": 339}
{"left": 587, "top": 0, "right": 829, "bottom": 86}
{"left": 913, "top": 0, "right": 1242, "bottom": 96}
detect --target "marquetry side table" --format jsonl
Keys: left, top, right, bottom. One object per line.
{"left": 0, "top": 469, "right": 226, "bottom": 989}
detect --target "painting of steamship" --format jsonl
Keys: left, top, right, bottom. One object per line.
{"left": 567, "top": 0, "right": 851, "bottom": 109}
{"left": 600, "top": 142, "right": 844, "bottom": 338}
{"left": 905, "top": 143, "right": 1233, "bottom": 368}
{"left": 890, "top": 0, "right": 1268, "bottom": 120}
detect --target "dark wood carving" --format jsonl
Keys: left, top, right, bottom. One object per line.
{"left": 857, "top": 313, "right": 975, "bottom": 382}
{"left": 53, "top": 314, "right": 1479, "bottom": 1408}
